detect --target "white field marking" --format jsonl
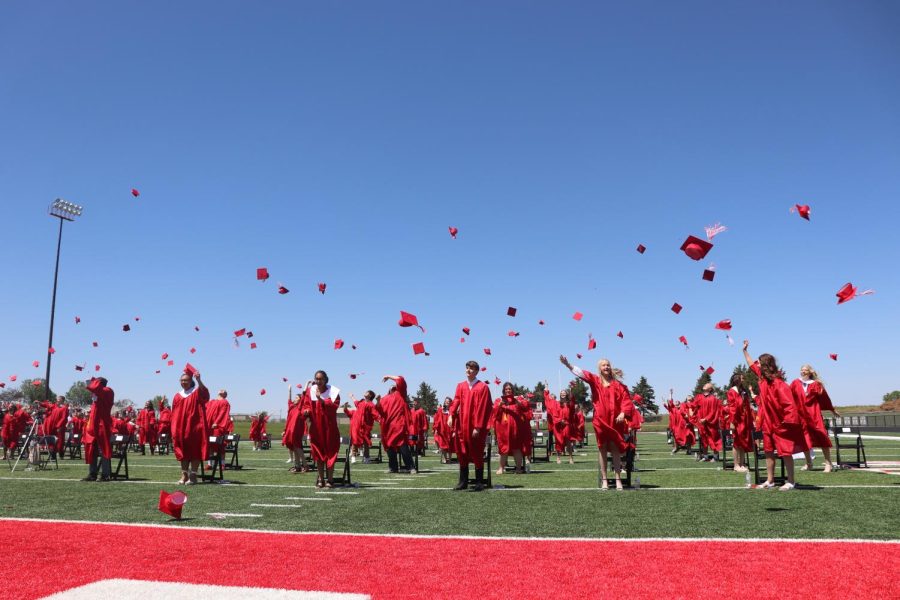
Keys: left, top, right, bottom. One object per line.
{"left": 315, "top": 491, "right": 359, "bottom": 495}
{"left": 40, "top": 579, "right": 368, "bottom": 599}
{"left": 284, "top": 497, "right": 333, "bottom": 501}
{"left": 2, "top": 516, "right": 897, "bottom": 545}
{"left": 251, "top": 504, "right": 306, "bottom": 508}
{"left": 206, "top": 513, "right": 263, "bottom": 518}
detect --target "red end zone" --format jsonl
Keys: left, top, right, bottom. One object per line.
{"left": 1, "top": 519, "right": 897, "bottom": 599}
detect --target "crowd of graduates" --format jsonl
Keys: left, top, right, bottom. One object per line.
{"left": 2, "top": 340, "right": 839, "bottom": 493}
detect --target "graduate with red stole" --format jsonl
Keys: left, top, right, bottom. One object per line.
{"left": 791, "top": 364, "right": 841, "bottom": 472}
{"left": 561, "top": 355, "right": 628, "bottom": 491}
{"left": 302, "top": 370, "right": 341, "bottom": 488}
{"left": 136, "top": 400, "right": 158, "bottom": 455}
{"left": 543, "top": 388, "right": 576, "bottom": 464}
{"left": 743, "top": 341, "right": 807, "bottom": 490}
{"left": 448, "top": 360, "right": 492, "bottom": 491}
{"left": 283, "top": 390, "right": 308, "bottom": 472}
{"left": 694, "top": 384, "right": 723, "bottom": 461}
{"left": 82, "top": 377, "right": 114, "bottom": 481}
{"left": 411, "top": 399, "right": 428, "bottom": 456}
{"left": 344, "top": 391, "right": 377, "bottom": 463}
{"left": 491, "top": 383, "right": 527, "bottom": 474}
{"left": 375, "top": 375, "right": 416, "bottom": 474}
{"left": 171, "top": 369, "right": 210, "bottom": 485}
{"left": 204, "top": 390, "right": 232, "bottom": 463}
{"left": 726, "top": 373, "right": 754, "bottom": 472}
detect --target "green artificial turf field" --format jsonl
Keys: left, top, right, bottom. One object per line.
{"left": 2, "top": 432, "right": 898, "bottom": 540}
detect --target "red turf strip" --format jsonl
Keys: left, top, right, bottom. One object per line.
{"left": 0, "top": 519, "right": 897, "bottom": 599}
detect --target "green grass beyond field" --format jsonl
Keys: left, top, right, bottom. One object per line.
{"left": 2, "top": 432, "right": 898, "bottom": 540}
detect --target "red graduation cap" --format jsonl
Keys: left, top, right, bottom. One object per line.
{"left": 0, "top": 383, "right": 4, "bottom": 388}
{"left": 161, "top": 353, "right": 169, "bottom": 360}
{"left": 189, "top": 347, "right": 196, "bottom": 354}
{"left": 412, "top": 342, "right": 426, "bottom": 355}
{"left": 282, "top": 377, "right": 289, "bottom": 382}
{"left": 184, "top": 362, "right": 198, "bottom": 376}
{"left": 483, "top": 348, "right": 492, "bottom": 356}
{"left": 836, "top": 282, "right": 874, "bottom": 304}
{"left": 246, "top": 331, "right": 254, "bottom": 338}
{"left": 399, "top": 311, "right": 425, "bottom": 332}
{"left": 702, "top": 269, "right": 716, "bottom": 282}
{"left": 706, "top": 366, "right": 715, "bottom": 375}
{"left": 122, "top": 324, "right": 131, "bottom": 332}
{"left": 587, "top": 337, "right": 597, "bottom": 350}
{"left": 460, "top": 337, "right": 465, "bottom": 343}
{"left": 48, "top": 347, "right": 55, "bottom": 355}
{"left": 158, "top": 490, "right": 187, "bottom": 520}
{"left": 480, "top": 367, "right": 487, "bottom": 372}
{"left": 462, "top": 327, "right": 470, "bottom": 336}
{"left": 573, "top": 311, "right": 584, "bottom": 321}
{"left": 351, "top": 344, "right": 357, "bottom": 350}
{"left": 715, "top": 319, "right": 732, "bottom": 331}
{"left": 507, "top": 307, "right": 517, "bottom": 317}
{"left": 131, "top": 188, "right": 140, "bottom": 198}
{"left": 194, "top": 325, "right": 200, "bottom": 332}
{"left": 678, "top": 335, "right": 689, "bottom": 347}
{"left": 791, "top": 204, "right": 811, "bottom": 220}
{"left": 334, "top": 339, "right": 344, "bottom": 350}
{"left": 494, "top": 377, "right": 501, "bottom": 385}
{"left": 257, "top": 267, "right": 269, "bottom": 281}
{"left": 135, "top": 316, "right": 141, "bottom": 321}
{"left": 680, "top": 235, "right": 713, "bottom": 261}
{"left": 636, "top": 244, "right": 646, "bottom": 254}
{"left": 74, "top": 316, "right": 81, "bottom": 324}
{"left": 448, "top": 226, "right": 458, "bottom": 239}
{"left": 830, "top": 353, "right": 838, "bottom": 361}
{"left": 9, "top": 375, "right": 16, "bottom": 382}
{"left": 32, "top": 360, "right": 39, "bottom": 368}
{"left": 260, "top": 389, "right": 266, "bottom": 395}
{"left": 166, "top": 360, "right": 174, "bottom": 366}
{"left": 75, "top": 364, "right": 84, "bottom": 372}
{"left": 94, "top": 364, "right": 101, "bottom": 372}
{"left": 234, "top": 328, "right": 247, "bottom": 337}
{"left": 671, "top": 303, "right": 683, "bottom": 314}
{"left": 508, "top": 330, "right": 519, "bottom": 337}
{"left": 250, "top": 342, "right": 257, "bottom": 349}
{"left": 32, "top": 380, "right": 42, "bottom": 387}
{"left": 617, "top": 331, "right": 624, "bottom": 338}
{"left": 92, "top": 341, "right": 98, "bottom": 347}
{"left": 538, "top": 320, "right": 545, "bottom": 325}
{"left": 349, "top": 373, "right": 358, "bottom": 379}
{"left": 317, "top": 282, "right": 327, "bottom": 294}
{"left": 576, "top": 353, "right": 583, "bottom": 359}
{"left": 277, "top": 285, "right": 289, "bottom": 294}
{"left": 154, "top": 370, "right": 161, "bottom": 374}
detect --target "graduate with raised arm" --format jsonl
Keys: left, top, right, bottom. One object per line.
{"left": 136, "top": 400, "right": 158, "bottom": 456}
{"left": 791, "top": 365, "right": 841, "bottom": 472}
{"left": 448, "top": 360, "right": 492, "bottom": 491}
{"left": 560, "top": 355, "right": 627, "bottom": 490}
{"left": 344, "top": 390, "right": 377, "bottom": 463}
{"left": 283, "top": 388, "right": 308, "bottom": 472}
{"left": 491, "top": 382, "right": 527, "bottom": 474}
{"left": 375, "top": 375, "right": 416, "bottom": 474}
{"left": 543, "top": 387, "right": 575, "bottom": 464}
{"left": 171, "top": 369, "right": 210, "bottom": 485}
{"left": 743, "top": 340, "right": 807, "bottom": 490}
{"left": 726, "top": 373, "right": 754, "bottom": 472}
{"left": 303, "top": 371, "right": 342, "bottom": 488}
{"left": 82, "top": 377, "right": 114, "bottom": 482}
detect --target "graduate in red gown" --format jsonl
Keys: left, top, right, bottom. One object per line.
{"left": 543, "top": 388, "right": 576, "bottom": 464}
{"left": 432, "top": 398, "right": 452, "bottom": 463}
{"left": 411, "top": 399, "right": 428, "bottom": 456}
{"left": 448, "top": 360, "right": 493, "bottom": 491}
{"left": 43, "top": 397, "right": 69, "bottom": 458}
{"left": 561, "top": 355, "right": 628, "bottom": 490}
{"left": 491, "top": 383, "right": 527, "bottom": 474}
{"left": 249, "top": 412, "right": 268, "bottom": 451}
{"left": 171, "top": 369, "right": 210, "bottom": 485}
{"left": 345, "top": 391, "right": 377, "bottom": 463}
{"left": 694, "top": 384, "right": 723, "bottom": 462}
{"left": 204, "top": 390, "right": 232, "bottom": 464}
{"left": 302, "top": 370, "right": 341, "bottom": 488}
{"left": 726, "top": 373, "right": 754, "bottom": 472}
{"left": 136, "top": 400, "right": 158, "bottom": 455}
{"left": 375, "top": 375, "right": 416, "bottom": 473}
{"left": 70, "top": 410, "right": 85, "bottom": 450}
{"left": 574, "top": 403, "right": 586, "bottom": 445}
{"left": 157, "top": 398, "right": 172, "bottom": 446}
{"left": 743, "top": 341, "right": 807, "bottom": 490}
{"left": 82, "top": 377, "right": 114, "bottom": 481}
{"left": 283, "top": 389, "right": 308, "bottom": 472}
{"left": 520, "top": 398, "right": 534, "bottom": 471}
{"left": 1, "top": 404, "right": 18, "bottom": 460}
{"left": 791, "top": 364, "right": 841, "bottom": 472}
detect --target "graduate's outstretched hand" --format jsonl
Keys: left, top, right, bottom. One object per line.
{"left": 559, "top": 355, "right": 571, "bottom": 369}
{"left": 742, "top": 340, "right": 749, "bottom": 351}
{"left": 615, "top": 412, "right": 625, "bottom": 424}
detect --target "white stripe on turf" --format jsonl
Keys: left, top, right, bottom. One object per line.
{"left": 40, "top": 579, "right": 368, "bottom": 599}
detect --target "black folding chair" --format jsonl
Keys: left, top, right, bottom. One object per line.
{"left": 109, "top": 433, "right": 131, "bottom": 480}
{"left": 329, "top": 437, "right": 353, "bottom": 486}
{"left": 225, "top": 433, "right": 242, "bottom": 469}
{"left": 66, "top": 432, "right": 82, "bottom": 460}
{"left": 599, "top": 435, "right": 634, "bottom": 488}
{"left": 38, "top": 435, "right": 59, "bottom": 470}
{"left": 201, "top": 435, "right": 225, "bottom": 482}
{"left": 833, "top": 427, "right": 867, "bottom": 468}
{"left": 531, "top": 431, "right": 551, "bottom": 462}
{"left": 156, "top": 432, "right": 171, "bottom": 455}
{"left": 720, "top": 428, "right": 735, "bottom": 469}
{"left": 368, "top": 433, "right": 383, "bottom": 464}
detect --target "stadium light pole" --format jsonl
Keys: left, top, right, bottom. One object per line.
{"left": 44, "top": 198, "right": 83, "bottom": 402}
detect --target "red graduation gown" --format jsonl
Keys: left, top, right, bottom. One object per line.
{"left": 205, "top": 398, "right": 231, "bottom": 458}
{"left": 751, "top": 363, "right": 807, "bottom": 457}
{"left": 490, "top": 395, "right": 526, "bottom": 455}
{"left": 136, "top": 408, "right": 158, "bottom": 446}
{"left": 727, "top": 389, "right": 754, "bottom": 452}
{"left": 575, "top": 370, "right": 627, "bottom": 453}
{"left": 345, "top": 400, "right": 376, "bottom": 447}
{"left": 282, "top": 398, "right": 307, "bottom": 450}
{"left": 375, "top": 377, "right": 412, "bottom": 451}
{"left": 449, "top": 379, "right": 492, "bottom": 468}
{"left": 432, "top": 410, "right": 450, "bottom": 451}
{"left": 543, "top": 391, "right": 574, "bottom": 452}
{"left": 412, "top": 408, "right": 427, "bottom": 451}
{"left": 83, "top": 380, "right": 114, "bottom": 462}
{"left": 171, "top": 385, "right": 211, "bottom": 462}
{"left": 695, "top": 393, "right": 723, "bottom": 452}
{"left": 790, "top": 379, "right": 834, "bottom": 449}
{"left": 249, "top": 416, "right": 262, "bottom": 441}
{"left": 158, "top": 408, "right": 172, "bottom": 437}
{"left": 303, "top": 386, "right": 341, "bottom": 468}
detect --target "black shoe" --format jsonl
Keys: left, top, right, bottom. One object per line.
{"left": 454, "top": 465, "right": 470, "bottom": 490}
{"left": 81, "top": 475, "right": 97, "bottom": 482}
{"left": 473, "top": 467, "right": 485, "bottom": 491}
{"left": 471, "top": 482, "right": 484, "bottom": 492}
{"left": 98, "top": 476, "right": 111, "bottom": 482}
{"left": 453, "top": 480, "right": 469, "bottom": 491}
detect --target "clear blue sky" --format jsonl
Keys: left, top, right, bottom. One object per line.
{"left": 2, "top": 2, "right": 898, "bottom": 414}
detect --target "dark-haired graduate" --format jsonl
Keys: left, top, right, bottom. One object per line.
{"left": 743, "top": 340, "right": 807, "bottom": 490}
{"left": 345, "top": 391, "right": 377, "bottom": 463}
{"left": 432, "top": 398, "right": 452, "bottom": 464}
{"left": 283, "top": 390, "right": 308, "bottom": 473}
{"left": 543, "top": 387, "right": 575, "bottom": 464}
{"left": 694, "top": 383, "right": 723, "bottom": 462}
{"left": 171, "top": 369, "right": 210, "bottom": 485}
{"left": 447, "top": 360, "right": 492, "bottom": 491}
{"left": 726, "top": 373, "right": 755, "bottom": 472}
{"left": 791, "top": 364, "right": 841, "bottom": 472}
{"left": 302, "top": 371, "right": 342, "bottom": 488}
{"left": 560, "top": 355, "right": 627, "bottom": 490}
{"left": 82, "top": 377, "right": 114, "bottom": 482}
{"left": 136, "top": 400, "right": 158, "bottom": 455}
{"left": 491, "top": 382, "right": 527, "bottom": 474}
{"left": 375, "top": 375, "right": 416, "bottom": 474}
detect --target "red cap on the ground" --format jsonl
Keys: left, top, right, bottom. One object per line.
{"left": 158, "top": 490, "right": 186, "bottom": 520}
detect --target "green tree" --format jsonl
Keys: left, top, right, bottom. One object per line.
{"left": 730, "top": 364, "right": 759, "bottom": 397}
{"left": 532, "top": 381, "right": 547, "bottom": 405}
{"left": 692, "top": 371, "right": 726, "bottom": 400}
{"left": 66, "top": 381, "right": 93, "bottom": 408}
{"left": 882, "top": 390, "right": 900, "bottom": 403}
{"left": 630, "top": 376, "right": 659, "bottom": 415}
{"left": 568, "top": 378, "right": 589, "bottom": 405}
{"left": 0, "top": 388, "right": 25, "bottom": 404}
{"left": 413, "top": 381, "right": 439, "bottom": 414}
{"left": 114, "top": 398, "right": 134, "bottom": 411}
{"left": 20, "top": 379, "right": 54, "bottom": 403}
{"left": 149, "top": 395, "right": 168, "bottom": 410}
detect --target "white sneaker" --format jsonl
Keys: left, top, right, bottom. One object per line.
{"left": 778, "top": 482, "right": 796, "bottom": 491}
{"left": 409, "top": 469, "right": 417, "bottom": 475}
{"left": 350, "top": 456, "right": 356, "bottom": 464}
